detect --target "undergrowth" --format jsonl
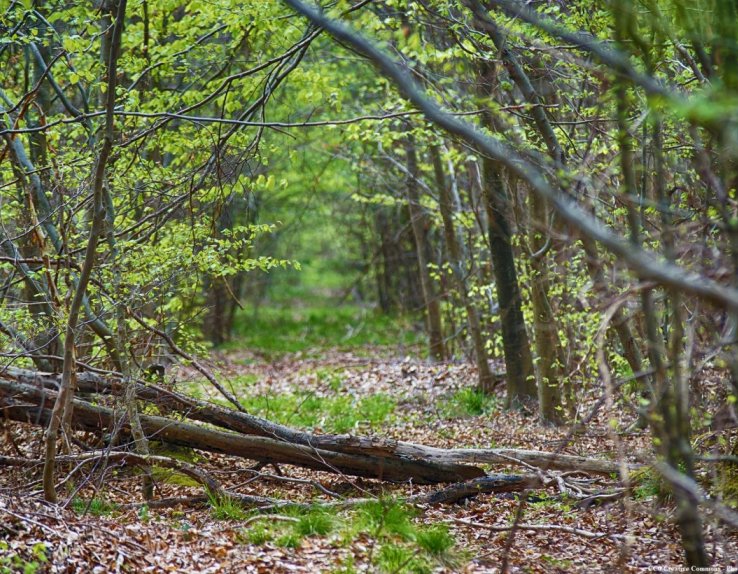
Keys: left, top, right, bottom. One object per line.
{"left": 234, "top": 499, "right": 464, "bottom": 573}
{"left": 440, "top": 387, "right": 499, "bottom": 417}
{"left": 0, "top": 541, "right": 48, "bottom": 574}
{"left": 231, "top": 390, "right": 396, "bottom": 433}
{"left": 228, "top": 303, "right": 421, "bottom": 355}
{"left": 70, "top": 497, "right": 118, "bottom": 517}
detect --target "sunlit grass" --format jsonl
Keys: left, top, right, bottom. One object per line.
{"left": 229, "top": 302, "right": 421, "bottom": 355}
{"left": 207, "top": 492, "right": 249, "bottom": 521}
{"left": 239, "top": 391, "right": 396, "bottom": 433}
{"left": 232, "top": 498, "right": 466, "bottom": 572}
{"left": 440, "top": 387, "right": 499, "bottom": 417}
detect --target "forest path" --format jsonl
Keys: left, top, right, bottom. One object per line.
{"left": 1, "top": 348, "right": 695, "bottom": 572}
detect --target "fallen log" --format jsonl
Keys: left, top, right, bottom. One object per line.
{"left": 1, "top": 368, "right": 638, "bottom": 477}
{"left": 415, "top": 474, "right": 544, "bottom": 505}
{"left": 0, "top": 379, "right": 483, "bottom": 483}
{"left": 3, "top": 366, "right": 315, "bottom": 445}
{"left": 304, "top": 437, "right": 636, "bottom": 476}
{"left": 0, "top": 452, "right": 543, "bottom": 508}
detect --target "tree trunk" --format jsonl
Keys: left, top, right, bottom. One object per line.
{"left": 480, "top": 154, "right": 536, "bottom": 408}
{"left": 612, "top": 4, "right": 707, "bottom": 560}
{"left": 374, "top": 207, "right": 395, "bottom": 312}
{"left": 431, "top": 146, "right": 494, "bottom": 390}
{"left": 404, "top": 139, "right": 445, "bottom": 361}
{"left": 42, "top": 0, "right": 128, "bottom": 503}
{"left": 528, "top": 186, "right": 564, "bottom": 424}
{"left": 0, "top": 371, "right": 636, "bottom": 477}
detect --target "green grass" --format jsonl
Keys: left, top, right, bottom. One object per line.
{"left": 440, "top": 387, "right": 499, "bottom": 417}
{"left": 632, "top": 468, "right": 669, "bottom": 501}
{"left": 240, "top": 391, "right": 396, "bottom": 433}
{"left": 243, "top": 524, "right": 272, "bottom": 545}
{"left": 376, "top": 544, "right": 430, "bottom": 574}
{"left": 0, "top": 541, "right": 48, "bottom": 574}
{"left": 208, "top": 492, "right": 249, "bottom": 521}
{"left": 235, "top": 499, "right": 466, "bottom": 571}
{"left": 314, "top": 366, "right": 345, "bottom": 392}
{"left": 138, "top": 504, "right": 150, "bottom": 523}
{"left": 229, "top": 303, "right": 421, "bottom": 355}
{"left": 70, "top": 497, "right": 118, "bottom": 517}
{"left": 238, "top": 506, "right": 337, "bottom": 549}
{"left": 295, "top": 509, "right": 335, "bottom": 536}
{"left": 358, "top": 499, "right": 416, "bottom": 540}
{"left": 275, "top": 532, "right": 302, "bottom": 548}
{"left": 415, "top": 525, "right": 455, "bottom": 556}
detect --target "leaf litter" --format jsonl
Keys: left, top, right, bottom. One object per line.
{"left": 1, "top": 349, "right": 736, "bottom": 572}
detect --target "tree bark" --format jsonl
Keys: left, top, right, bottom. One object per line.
{"left": 480, "top": 153, "right": 536, "bottom": 408}
{"left": 42, "top": 0, "right": 128, "bottom": 503}
{"left": 0, "top": 370, "right": 636, "bottom": 476}
{"left": 2, "top": 388, "right": 482, "bottom": 484}
{"left": 528, "top": 187, "right": 564, "bottom": 423}
{"left": 431, "top": 146, "right": 494, "bottom": 390}
{"left": 404, "top": 139, "right": 445, "bottom": 361}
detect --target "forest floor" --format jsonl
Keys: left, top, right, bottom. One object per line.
{"left": 1, "top": 343, "right": 737, "bottom": 573}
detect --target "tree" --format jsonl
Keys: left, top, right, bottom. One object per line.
{"left": 404, "top": 138, "right": 446, "bottom": 361}
{"left": 3, "top": 0, "right": 738, "bottom": 567}
{"left": 280, "top": 0, "right": 738, "bottom": 566}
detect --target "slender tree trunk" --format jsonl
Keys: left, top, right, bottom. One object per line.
{"left": 480, "top": 151, "right": 536, "bottom": 408}
{"left": 42, "top": 0, "right": 128, "bottom": 503}
{"left": 374, "top": 208, "right": 394, "bottom": 312}
{"left": 431, "top": 146, "right": 493, "bottom": 389}
{"left": 527, "top": 185, "right": 563, "bottom": 423}
{"left": 104, "top": 176, "right": 153, "bottom": 501}
{"left": 613, "top": 3, "right": 707, "bottom": 560}
{"left": 469, "top": 8, "right": 569, "bottom": 419}
{"left": 404, "top": 140, "right": 445, "bottom": 361}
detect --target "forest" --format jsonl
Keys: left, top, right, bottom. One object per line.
{"left": 0, "top": 0, "right": 737, "bottom": 571}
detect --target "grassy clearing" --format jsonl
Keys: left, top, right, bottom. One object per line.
{"left": 229, "top": 303, "right": 421, "bottom": 356}
{"left": 238, "top": 390, "right": 397, "bottom": 434}
{"left": 181, "top": 361, "right": 396, "bottom": 433}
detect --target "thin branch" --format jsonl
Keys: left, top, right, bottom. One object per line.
{"left": 281, "top": 0, "right": 738, "bottom": 312}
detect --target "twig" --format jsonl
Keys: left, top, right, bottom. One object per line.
{"left": 452, "top": 517, "right": 627, "bottom": 540}
{"left": 235, "top": 470, "right": 342, "bottom": 498}
{"left": 0, "top": 506, "right": 60, "bottom": 536}
{"left": 128, "top": 311, "right": 246, "bottom": 412}
{"left": 240, "top": 514, "right": 299, "bottom": 527}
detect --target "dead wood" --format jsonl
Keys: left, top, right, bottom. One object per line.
{"left": 0, "top": 452, "right": 222, "bottom": 494}
{"left": 0, "top": 378, "right": 482, "bottom": 483}
{"left": 2, "top": 452, "right": 543, "bottom": 511}
{"left": 411, "top": 473, "right": 544, "bottom": 505}
{"left": 1, "top": 368, "right": 639, "bottom": 482}
{"left": 451, "top": 517, "right": 627, "bottom": 540}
